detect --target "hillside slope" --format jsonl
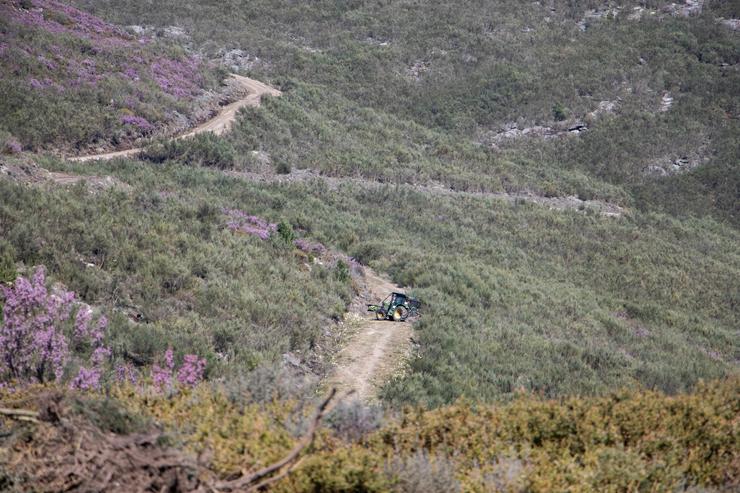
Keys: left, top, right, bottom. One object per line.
{"left": 1, "top": 0, "right": 739, "bottom": 490}
{"left": 0, "top": 0, "right": 224, "bottom": 153}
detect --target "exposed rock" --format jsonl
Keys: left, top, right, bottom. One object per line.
{"left": 660, "top": 92, "right": 674, "bottom": 112}
{"left": 576, "top": 1, "right": 705, "bottom": 29}
{"left": 718, "top": 18, "right": 740, "bottom": 30}
{"left": 663, "top": 0, "right": 703, "bottom": 17}
{"left": 643, "top": 155, "right": 705, "bottom": 177}
{"left": 407, "top": 60, "right": 430, "bottom": 81}
{"left": 216, "top": 48, "right": 262, "bottom": 72}
{"left": 487, "top": 123, "right": 557, "bottom": 143}
{"left": 578, "top": 8, "right": 620, "bottom": 31}
{"left": 125, "top": 24, "right": 190, "bottom": 41}
{"left": 644, "top": 165, "right": 669, "bottom": 177}
{"left": 364, "top": 37, "right": 390, "bottom": 47}
{"left": 283, "top": 352, "right": 303, "bottom": 368}
{"left": 126, "top": 25, "right": 146, "bottom": 36}
{"left": 462, "top": 53, "right": 478, "bottom": 63}
{"left": 161, "top": 26, "right": 188, "bottom": 39}
{"left": 587, "top": 100, "right": 619, "bottom": 120}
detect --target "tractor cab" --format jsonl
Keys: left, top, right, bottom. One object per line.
{"left": 368, "top": 292, "right": 420, "bottom": 322}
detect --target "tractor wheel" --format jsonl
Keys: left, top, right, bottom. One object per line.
{"left": 393, "top": 306, "right": 409, "bottom": 322}
{"left": 376, "top": 310, "right": 386, "bottom": 320}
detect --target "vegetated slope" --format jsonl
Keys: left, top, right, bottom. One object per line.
{"left": 4, "top": 155, "right": 736, "bottom": 406}
{"left": 70, "top": 74, "right": 281, "bottom": 162}
{"left": 0, "top": 162, "right": 357, "bottom": 386}
{"left": 1, "top": 0, "right": 737, "bottom": 406}
{"left": 0, "top": 0, "right": 224, "bottom": 153}
{"left": 74, "top": 0, "right": 740, "bottom": 224}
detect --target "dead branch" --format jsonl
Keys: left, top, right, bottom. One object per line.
{"left": 215, "top": 388, "right": 338, "bottom": 492}
{"left": 0, "top": 407, "right": 40, "bottom": 424}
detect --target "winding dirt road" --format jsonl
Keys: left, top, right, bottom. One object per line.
{"left": 53, "top": 72, "right": 622, "bottom": 401}
{"left": 69, "top": 74, "right": 281, "bottom": 163}
{"left": 325, "top": 267, "right": 414, "bottom": 402}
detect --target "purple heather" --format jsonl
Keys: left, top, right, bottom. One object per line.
{"left": 0, "top": 266, "right": 110, "bottom": 388}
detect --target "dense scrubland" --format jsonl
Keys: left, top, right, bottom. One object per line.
{"left": 1, "top": 0, "right": 739, "bottom": 490}
{"left": 74, "top": 0, "right": 739, "bottom": 223}
{"left": 3, "top": 152, "right": 736, "bottom": 404}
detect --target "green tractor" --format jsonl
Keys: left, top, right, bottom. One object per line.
{"left": 368, "top": 292, "right": 421, "bottom": 322}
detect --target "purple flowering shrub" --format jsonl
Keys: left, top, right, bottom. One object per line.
{"left": 223, "top": 210, "right": 333, "bottom": 259}
{"left": 177, "top": 354, "right": 207, "bottom": 387}
{"left": 223, "top": 209, "right": 277, "bottom": 240}
{"left": 0, "top": 267, "right": 207, "bottom": 392}
{"left": 121, "top": 114, "right": 155, "bottom": 133}
{"left": 151, "top": 348, "right": 206, "bottom": 390}
{"left": 2, "top": 136, "right": 23, "bottom": 155}
{"left": 293, "top": 238, "right": 327, "bottom": 256}
{"left": 115, "top": 363, "right": 138, "bottom": 385}
{"left": 0, "top": 266, "right": 110, "bottom": 388}
{"left": 150, "top": 56, "right": 202, "bottom": 98}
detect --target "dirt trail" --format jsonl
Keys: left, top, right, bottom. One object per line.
{"left": 325, "top": 267, "right": 413, "bottom": 402}
{"left": 230, "top": 169, "right": 626, "bottom": 217}
{"left": 68, "top": 74, "right": 281, "bottom": 162}
{"left": 60, "top": 71, "right": 622, "bottom": 217}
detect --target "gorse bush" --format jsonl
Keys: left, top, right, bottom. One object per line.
{"left": 3, "top": 378, "right": 737, "bottom": 491}
{"left": 37, "top": 377, "right": 718, "bottom": 492}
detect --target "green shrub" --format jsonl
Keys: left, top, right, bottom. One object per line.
{"left": 0, "top": 240, "right": 17, "bottom": 284}
{"left": 142, "top": 134, "right": 236, "bottom": 169}
{"left": 552, "top": 102, "right": 568, "bottom": 121}
{"left": 276, "top": 220, "right": 296, "bottom": 245}
{"left": 275, "top": 159, "right": 292, "bottom": 174}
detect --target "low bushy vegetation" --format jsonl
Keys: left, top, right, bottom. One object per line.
{"left": 73, "top": 0, "right": 739, "bottom": 226}
{"left": 141, "top": 134, "right": 237, "bottom": 169}
{"left": 0, "top": 162, "right": 354, "bottom": 383}
{"left": 3, "top": 158, "right": 736, "bottom": 405}
{"left": 2, "top": 378, "right": 737, "bottom": 491}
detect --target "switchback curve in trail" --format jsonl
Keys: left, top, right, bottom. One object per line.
{"left": 68, "top": 74, "right": 281, "bottom": 163}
